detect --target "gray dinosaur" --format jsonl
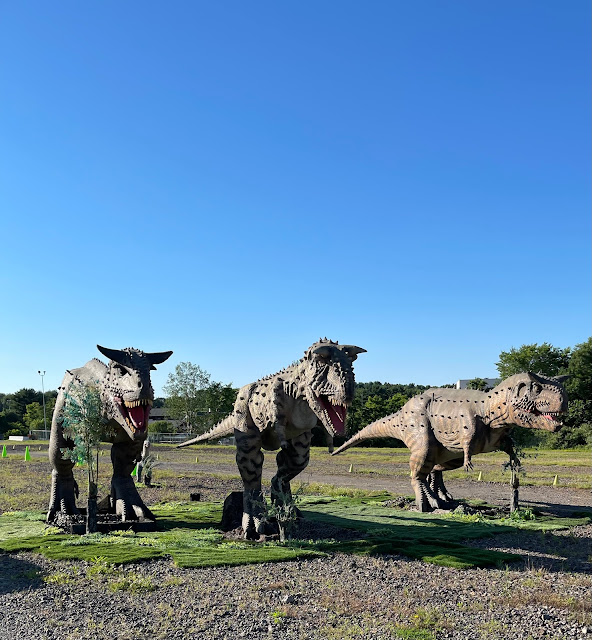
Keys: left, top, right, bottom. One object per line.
{"left": 333, "top": 373, "right": 568, "bottom": 511}
{"left": 179, "top": 339, "right": 365, "bottom": 538}
{"left": 47, "top": 345, "right": 172, "bottom": 523}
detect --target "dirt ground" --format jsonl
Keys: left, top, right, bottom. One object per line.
{"left": 163, "top": 452, "right": 592, "bottom": 517}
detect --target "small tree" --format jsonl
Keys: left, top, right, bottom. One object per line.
{"left": 163, "top": 362, "right": 211, "bottom": 434}
{"left": 466, "top": 378, "right": 489, "bottom": 391}
{"left": 60, "top": 382, "right": 106, "bottom": 533}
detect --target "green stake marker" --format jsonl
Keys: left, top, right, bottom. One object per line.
{"left": 131, "top": 464, "right": 137, "bottom": 478}
{"left": 1, "top": 444, "right": 7, "bottom": 458}
{"left": 348, "top": 464, "right": 353, "bottom": 473}
{"left": 195, "top": 456, "right": 199, "bottom": 464}
{"left": 553, "top": 474, "right": 558, "bottom": 487}
{"left": 24, "top": 446, "right": 31, "bottom": 461}
{"left": 477, "top": 471, "right": 482, "bottom": 481}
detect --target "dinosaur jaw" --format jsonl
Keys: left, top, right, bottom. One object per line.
{"left": 533, "top": 409, "right": 563, "bottom": 432}
{"left": 315, "top": 394, "right": 348, "bottom": 435}
{"left": 516, "top": 408, "right": 564, "bottom": 432}
{"left": 114, "top": 397, "right": 153, "bottom": 438}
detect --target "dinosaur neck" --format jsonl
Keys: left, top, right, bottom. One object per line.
{"left": 484, "top": 391, "right": 513, "bottom": 428}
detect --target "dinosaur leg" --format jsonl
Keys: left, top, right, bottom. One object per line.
{"left": 271, "top": 430, "right": 312, "bottom": 507}
{"left": 110, "top": 440, "right": 155, "bottom": 521}
{"left": 409, "top": 449, "right": 441, "bottom": 512}
{"left": 235, "top": 428, "right": 265, "bottom": 540}
{"left": 428, "top": 467, "right": 457, "bottom": 507}
{"left": 462, "top": 444, "right": 474, "bottom": 471}
{"left": 47, "top": 416, "right": 80, "bottom": 523}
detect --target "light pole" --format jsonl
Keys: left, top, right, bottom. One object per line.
{"left": 38, "top": 370, "right": 48, "bottom": 435}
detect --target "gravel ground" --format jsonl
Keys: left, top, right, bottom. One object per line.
{"left": 0, "top": 547, "right": 590, "bottom": 640}
{"left": 1, "top": 473, "right": 591, "bottom": 639}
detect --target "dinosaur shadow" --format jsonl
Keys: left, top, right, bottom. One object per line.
{"left": 0, "top": 555, "right": 45, "bottom": 595}
{"left": 300, "top": 507, "right": 592, "bottom": 574}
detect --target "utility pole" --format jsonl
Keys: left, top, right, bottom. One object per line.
{"left": 38, "top": 370, "right": 47, "bottom": 434}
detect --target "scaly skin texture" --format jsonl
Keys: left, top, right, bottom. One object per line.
{"left": 47, "top": 345, "right": 172, "bottom": 524}
{"left": 333, "top": 373, "right": 568, "bottom": 512}
{"left": 179, "top": 339, "right": 365, "bottom": 539}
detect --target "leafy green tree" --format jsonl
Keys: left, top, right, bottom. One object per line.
{"left": 9, "top": 388, "right": 43, "bottom": 417}
{"left": 23, "top": 400, "right": 56, "bottom": 431}
{"left": 163, "top": 362, "right": 211, "bottom": 433}
{"left": 60, "top": 382, "right": 108, "bottom": 533}
{"left": 346, "top": 381, "right": 429, "bottom": 438}
{"left": 496, "top": 343, "right": 570, "bottom": 379}
{"left": 148, "top": 420, "right": 175, "bottom": 434}
{"left": 163, "top": 362, "right": 236, "bottom": 435}
{"left": 565, "top": 337, "right": 592, "bottom": 403}
{"left": 0, "top": 411, "right": 23, "bottom": 437}
{"left": 557, "top": 337, "right": 592, "bottom": 447}
{"left": 199, "top": 382, "right": 237, "bottom": 431}
{"left": 385, "top": 393, "right": 408, "bottom": 414}
{"left": 466, "top": 378, "right": 489, "bottom": 391}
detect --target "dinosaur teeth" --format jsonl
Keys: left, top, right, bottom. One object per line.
{"left": 123, "top": 398, "right": 153, "bottom": 409}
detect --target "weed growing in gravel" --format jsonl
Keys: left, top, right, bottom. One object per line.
{"left": 318, "top": 619, "right": 367, "bottom": 640}
{"left": 86, "top": 556, "right": 116, "bottom": 577}
{"left": 394, "top": 630, "right": 435, "bottom": 640}
{"left": 270, "top": 609, "right": 287, "bottom": 624}
{"left": 108, "top": 575, "right": 156, "bottom": 593}
{"left": 504, "top": 507, "right": 536, "bottom": 522}
{"left": 43, "top": 571, "right": 75, "bottom": 585}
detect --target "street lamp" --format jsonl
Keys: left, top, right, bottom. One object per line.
{"left": 38, "top": 370, "right": 48, "bottom": 434}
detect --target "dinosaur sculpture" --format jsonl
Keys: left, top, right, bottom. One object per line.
{"left": 47, "top": 345, "right": 172, "bottom": 524}
{"left": 178, "top": 339, "right": 365, "bottom": 538}
{"left": 333, "top": 373, "right": 568, "bottom": 511}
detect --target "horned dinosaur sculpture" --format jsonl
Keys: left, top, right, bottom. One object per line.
{"left": 47, "top": 345, "right": 172, "bottom": 524}
{"left": 333, "top": 373, "right": 568, "bottom": 511}
{"left": 178, "top": 339, "right": 366, "bottom": 538}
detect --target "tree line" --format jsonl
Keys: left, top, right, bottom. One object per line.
{"left": 1, "top": 338, "right": 590, "bottom": 449}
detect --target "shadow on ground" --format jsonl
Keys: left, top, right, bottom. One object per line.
{"left": 0, "top": 555, "right": 44, "bottom": 595}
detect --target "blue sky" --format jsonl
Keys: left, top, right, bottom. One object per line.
{"left": 1, "top": 2, "right": 589, "bottom": 395}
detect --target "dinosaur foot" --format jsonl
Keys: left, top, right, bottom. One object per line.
{"left": 47, "top": 471, "right": 80, "bottom": 524}
{"left": 111, "top": 476, "right": 155, "bottom": 522}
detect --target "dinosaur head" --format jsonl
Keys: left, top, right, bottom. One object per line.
{"left": 500, "top": 372, "right": 569, "bottom": 432}
{"left": 98, "top": 345, "right": 173, "bottom": 440}
{"left": 301, "top": 339, "right": 366, "bottom": 437}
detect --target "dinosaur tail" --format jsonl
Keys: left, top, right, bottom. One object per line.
{"left": 332, "top": 416, "right": 402, "bottom": 455}
{"left": 177, "top": 415, "right": 236, "bottom": 448}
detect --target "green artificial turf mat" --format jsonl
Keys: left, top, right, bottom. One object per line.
{"left": 1, "top": 497, "right": 587, "bottom": 570}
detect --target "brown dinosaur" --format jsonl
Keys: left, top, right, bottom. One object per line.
{"left": 332, "top": 372, "right": 568, "bottom": 511}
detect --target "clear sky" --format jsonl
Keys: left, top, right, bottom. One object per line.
{"left": 1, "top": 1, "right": 590, "bottom": 396}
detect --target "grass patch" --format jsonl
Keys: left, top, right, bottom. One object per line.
{"left": 0, "top": 496, "right": 588, "bottom": 570}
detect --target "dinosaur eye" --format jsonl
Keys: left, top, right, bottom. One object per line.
{"left": 115, "top": 365, "right": 129, "bottom": 376}
{"left": 516, "top": 383, "right": 527, "bottom": 398}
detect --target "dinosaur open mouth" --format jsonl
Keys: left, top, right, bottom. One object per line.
{"left": 531, "top": 409, "right": 563, "bottom": 432}
{"left": 115, "top": 398, "right": 152, "bottom": 432}
{"left": 317, "top": 395, "right": 347, "bottom": 434}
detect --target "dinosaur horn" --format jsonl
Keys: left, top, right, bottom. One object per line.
{"left": 552, "top": 374, "right": 570, "bottom": 384}
{"left": 146, "top": 351, "right": 174, "bottom": 368}
{"left": 97, "top": 345, "right": 129, "bottom": 367}
{"left": 332, "top": 418, "right": 400, "bottom": 455}
{"left": 339, "top": 345, "right": 367, "bottom": 361}
{"left": 526, "top": 371, "right": 546, "bottom": 384}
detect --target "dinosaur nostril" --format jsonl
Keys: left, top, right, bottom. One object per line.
{"left": 137, "top": 381, "right": 141, "bottom": 388}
